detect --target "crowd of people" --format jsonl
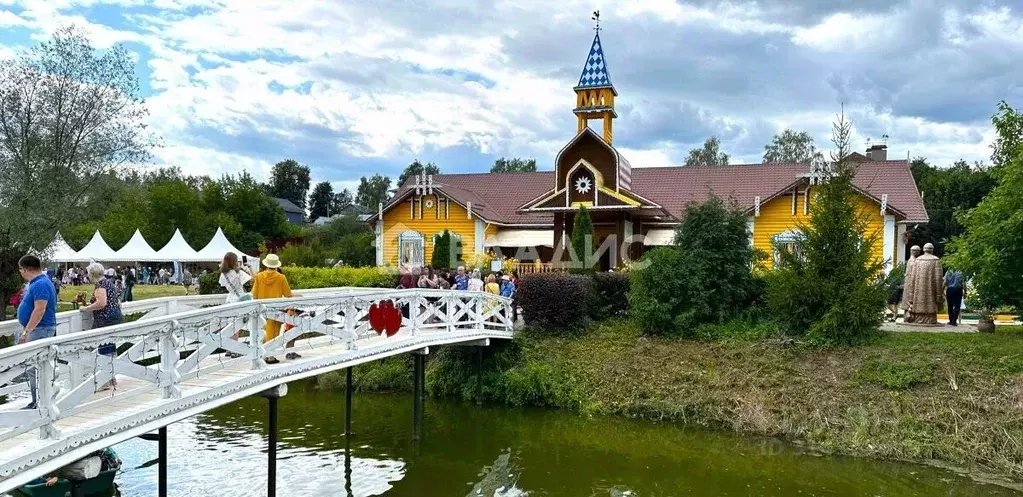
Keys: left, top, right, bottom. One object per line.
{"left": 50, "top": 264, "right": 203, "bottom": 299}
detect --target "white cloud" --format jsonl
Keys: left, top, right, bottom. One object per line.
{"left": 0, "top": 0, "right": 1015, "bottom": 181}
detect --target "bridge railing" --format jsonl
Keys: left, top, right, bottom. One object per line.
{"left": 0, "top": 287, "right": 367, "bottom": 398}
{"left": 0, "top": 288, "right": 513, "bottom": 445}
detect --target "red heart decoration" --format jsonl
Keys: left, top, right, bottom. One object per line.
{"left": 368, "top": 303, "right": 385, "bottom": 334}
{"left": 383, "top": 301, "right": 401, "bottom": 337}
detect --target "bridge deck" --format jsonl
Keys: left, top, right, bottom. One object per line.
{"left": 0, "top": 289, "right": 514, "bottom": 493}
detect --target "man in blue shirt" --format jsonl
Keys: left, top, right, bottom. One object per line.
{"left": 17, "top": 254, "right": 57, "bottom": 409}
{"left": 944, "top": 268, "right": 965, "bottom": 326}
{"left": 453, "top": 266, "right": 469, "bottom": 291}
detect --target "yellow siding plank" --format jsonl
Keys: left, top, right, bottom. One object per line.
{"left": 753, "top": 188, "right": 886, "bottom": 269}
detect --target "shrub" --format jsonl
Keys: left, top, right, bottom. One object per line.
{"left": 590, "top": 272, "right": 630, "bottom": 320}
{"left": 431, "top": 230, "right": 452, "bottom": 269}
{"left": 282, "top": 266, "right": 399, "bottom": 289}
{"left": 198, "top": 271, "right": 225, "bottom": 295}
{"left": 517, "top": 273, "right": 590, "bottom": 331}
{"left": 766, "top": 112, "right": 886, "bottom": 346}
{"left": 629, "top": 248, "right": 698, "bottom": 337}
{"left": 316, "top": 356, "right": 412, "bottom": 392}
{"left": 335, "top": 232, "right": 376, "bottom": 267}
{"left": 629, "top": 196, "right": 760, "bottom": 337}
{"left": 569, "top": 205, "right": 595, "bottom": 274}
{"left": 278, "top": 238, "right": 332, "bottom": 267}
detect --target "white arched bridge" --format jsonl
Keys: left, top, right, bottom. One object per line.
{"left": 0, "top": 288, "right": 515, "bottom": 495}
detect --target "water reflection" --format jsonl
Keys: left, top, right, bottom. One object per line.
{"left": 110, "top": 381, "right": 1019, "bottom": 497}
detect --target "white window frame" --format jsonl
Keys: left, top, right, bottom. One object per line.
{"left": 398, "top": 230, "right": 425, "bottom": 268}
{"left": 772, "top": 229, "right": 805, "bottom": 267}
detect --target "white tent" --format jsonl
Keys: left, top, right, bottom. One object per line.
{"left": 73, "top": 231, "right": 118, "bottom": 261}
{"left": 42, "top": 232, "right": 80, "bottom": 263}
{"left": 154, "top": 229, "right": 199, "bottom": 262}
{"left": 114, "top": 229, "right": 159, "bottom": 261}
{"left": 193, "top": 227, "right": 247, "bottom": 262}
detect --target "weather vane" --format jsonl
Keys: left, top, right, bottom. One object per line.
{"left": 592, "top": 9, "right": 601, "bottom": 32}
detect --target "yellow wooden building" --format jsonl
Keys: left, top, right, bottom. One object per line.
{"left": 369, "top": 28, "right": 928, "bottom": 273}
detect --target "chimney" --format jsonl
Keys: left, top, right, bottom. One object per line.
{"left": 866, "top": 135, "right": 888, "bottom": 161}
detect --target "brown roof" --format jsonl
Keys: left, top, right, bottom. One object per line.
{"left": 374, "top": 160, "right": 927, "bottom": 225}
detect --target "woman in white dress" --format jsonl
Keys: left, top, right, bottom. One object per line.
{"left": 219, "top": 252, "right": 253, "bottom": 358}
{"left": 219, "top": 252, "right": 253, "bottom": 303}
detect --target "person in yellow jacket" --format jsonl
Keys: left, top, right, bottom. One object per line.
{"left": 251, "top": 254, "right": 295, "bottom": 364}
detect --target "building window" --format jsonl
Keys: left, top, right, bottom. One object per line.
{"left": 772, "top": 229, "right": 805, "bottom": 267}
{"left": 398, "top": 230, "right": 425, "bottom": 267}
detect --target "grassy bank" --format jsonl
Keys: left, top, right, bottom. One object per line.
{"left": 320, "top": 321, "right": 1023, "bottom": 481}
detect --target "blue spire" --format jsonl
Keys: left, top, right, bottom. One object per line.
{"left": 576, "top": 32, "right": 613, "bottom": 89}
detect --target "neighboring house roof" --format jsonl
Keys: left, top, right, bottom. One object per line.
{"left": 273, "top": 198, "right": 305, "bottom": 214}
{"left": 339, "top": 204, "right": 373, "bottom": 215}
{"left": 371, "top": 160, "right": 927, "bottom": 226}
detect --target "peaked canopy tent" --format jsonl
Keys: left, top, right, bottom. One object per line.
{"left": 113, "top": 229, "right": 160, "bottom": 261}
{"left": 40, "top": 232, "right": 80, "bottom": 263}
{"left": 154, "top": 229, "right": 199, "bottom": 262}
{"left": 73, "top": 231, "right": 118, "bottom": 262}
{"left": 193, "top": 228, "right": 249, "bottom": 262}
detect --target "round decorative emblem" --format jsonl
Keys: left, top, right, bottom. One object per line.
{"left": 574, "top": 176, "right": 593, "bottom": 194}
{"left": 425, "top": 199, "right": 434, "bottom": 208}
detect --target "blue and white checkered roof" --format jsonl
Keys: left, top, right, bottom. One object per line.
{"left": 576, "top": 33, "right": 614, "bottom": 89}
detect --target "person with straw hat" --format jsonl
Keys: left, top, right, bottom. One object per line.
{"left": 251, "top": 254, "right": 295, "bottom": 364}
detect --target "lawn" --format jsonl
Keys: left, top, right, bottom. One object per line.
{"left": 58, "top": 284, "right": 189, "bottom": 303}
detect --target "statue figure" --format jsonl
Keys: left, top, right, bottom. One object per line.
{"left": 903, "top": 243, "right": 944, "bottom": 325}
{"left": 901, "top": 245, "right": 921, "bottom": 323}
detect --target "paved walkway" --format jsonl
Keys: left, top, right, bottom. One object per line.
{"left": 882, "top": 318, "right": 1019, "bottom": 333}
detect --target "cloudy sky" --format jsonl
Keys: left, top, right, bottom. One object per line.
{"left": 1, "top": 0, "right": 1020, "bottom": 192}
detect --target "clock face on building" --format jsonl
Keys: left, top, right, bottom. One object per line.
{"left": 574, "top": 176, "right": 593, "bottom": 194}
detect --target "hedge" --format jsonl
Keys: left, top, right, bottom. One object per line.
{"left": 517, "top": 273, "right": 591, "bottom": 331}
{"left": 281, "top": 266, "right": 399, "bottom": 290}
{"left": 590, "top": 272, "right": 630, "bottom": 320}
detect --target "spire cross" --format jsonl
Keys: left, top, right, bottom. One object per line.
{"left": 591, "top": 10, "right": 601, "bottom": 32}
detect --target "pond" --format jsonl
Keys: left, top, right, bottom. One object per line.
{"left": 108, "top": 381, "right": 1019, "bottom": 496}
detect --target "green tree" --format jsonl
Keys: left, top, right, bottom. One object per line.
{"left": 991, "top": 100, "right": 1023, "bottom": 170}
{"left": 491, "top": 157, "right": 537, "bottom": 173}
{"left": 763, "top": 129, "right": 823, "bottom": 163}
{"left": 569, "top": 206, "right": 595, "bottom": 274}
{"left": 355, "top": 174, "right": 392, "bottom": 210}
{"left": 223, "top": 172, "right": 295, "bottom": 252}
{"left": 308, "top": 181, "right": 335, "bottom": 220}
{"left": 145, "top": 177, "right": 211, "bottom": 248}
{"left": 267, "top": 159, "right": 311, "bottom": 210}
{"left": 398, "top": 160, "right": 440, "bottom": 186}
{"left": 907, "top": 158, "right": 996, "bottom": 256}
{"left": 333, "top": 187, "right": 354, "bottom": 211}
{"left": 766, "top": 109, "right": 887, "bottom": 346}
{"left": 431, "top": 230, "right": 452, "bottom": 269}
{"left": 946, "top": 102, "right": 1023, "bottom": 310}
{"left": 629, "top": 196, "right": 759, "bottom": 336}
{"left": 0, "top": 26, "right": 155, "bottom": 317}
{"left": 684, "top": 136, "right": 730, "bottom": 166}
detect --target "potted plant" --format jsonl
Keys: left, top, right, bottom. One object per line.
{"left": 976, "top": 308, "right": 996, "bottom": 333}
{"left": 967, "top": 291, "right": 996, "bottom": 333}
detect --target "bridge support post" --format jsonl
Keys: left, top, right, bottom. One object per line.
{"left": 344, "top": 367, "right": 353, "bottom": 438}
{"left": 261, "top": 384, "right": 288, "bottom": 497}
{"left": 412, "top": 352, "right": 425, "bottom": 441}
{"left": 158, "top": 426, "right": 168, "bottom": 497}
